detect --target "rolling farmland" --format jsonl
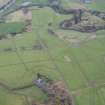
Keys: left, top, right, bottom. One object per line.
{"left": 0, "top": 0, "right": 105, "bottom": 105}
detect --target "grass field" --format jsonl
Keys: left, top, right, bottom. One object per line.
{"left": 0, "top": 0, "right": 105, "bottom": 105}
{"left": 61, "top": 0, "right": 105, "bottom": 11}
{"left": 0, "top": 22, "right": 25, "bottom": 34}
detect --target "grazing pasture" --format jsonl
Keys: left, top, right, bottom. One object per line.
{"left": 0, "top": 0, "right": 105, "bottom": 105}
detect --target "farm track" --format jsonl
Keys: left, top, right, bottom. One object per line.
{"left": 0, "top": 57, "right": 74, "bottom": 68}
{"left": 0, "top": 81, "right": 34, "bottom": 91}
{"left": 11, "top": 38, "right": 30, "bottom": 71}
{"left": 0, "top": 60, "right": 49, "bottom": 68}
{"left": 0, "top": 0, "right": 16, "bottom": 13}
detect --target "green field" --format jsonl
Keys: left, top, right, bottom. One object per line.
{"left": 60, "top": 0, "right": 105, "bottom": 11}
{"left": 0, "top": 22, "right": 25, "bottom": 34}
{"left": 0, "top": 0, "right": 105, "bottom": 105}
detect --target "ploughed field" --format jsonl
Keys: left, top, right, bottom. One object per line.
{"left": 0, "top": 0, "right": 105, "bottom": 105}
